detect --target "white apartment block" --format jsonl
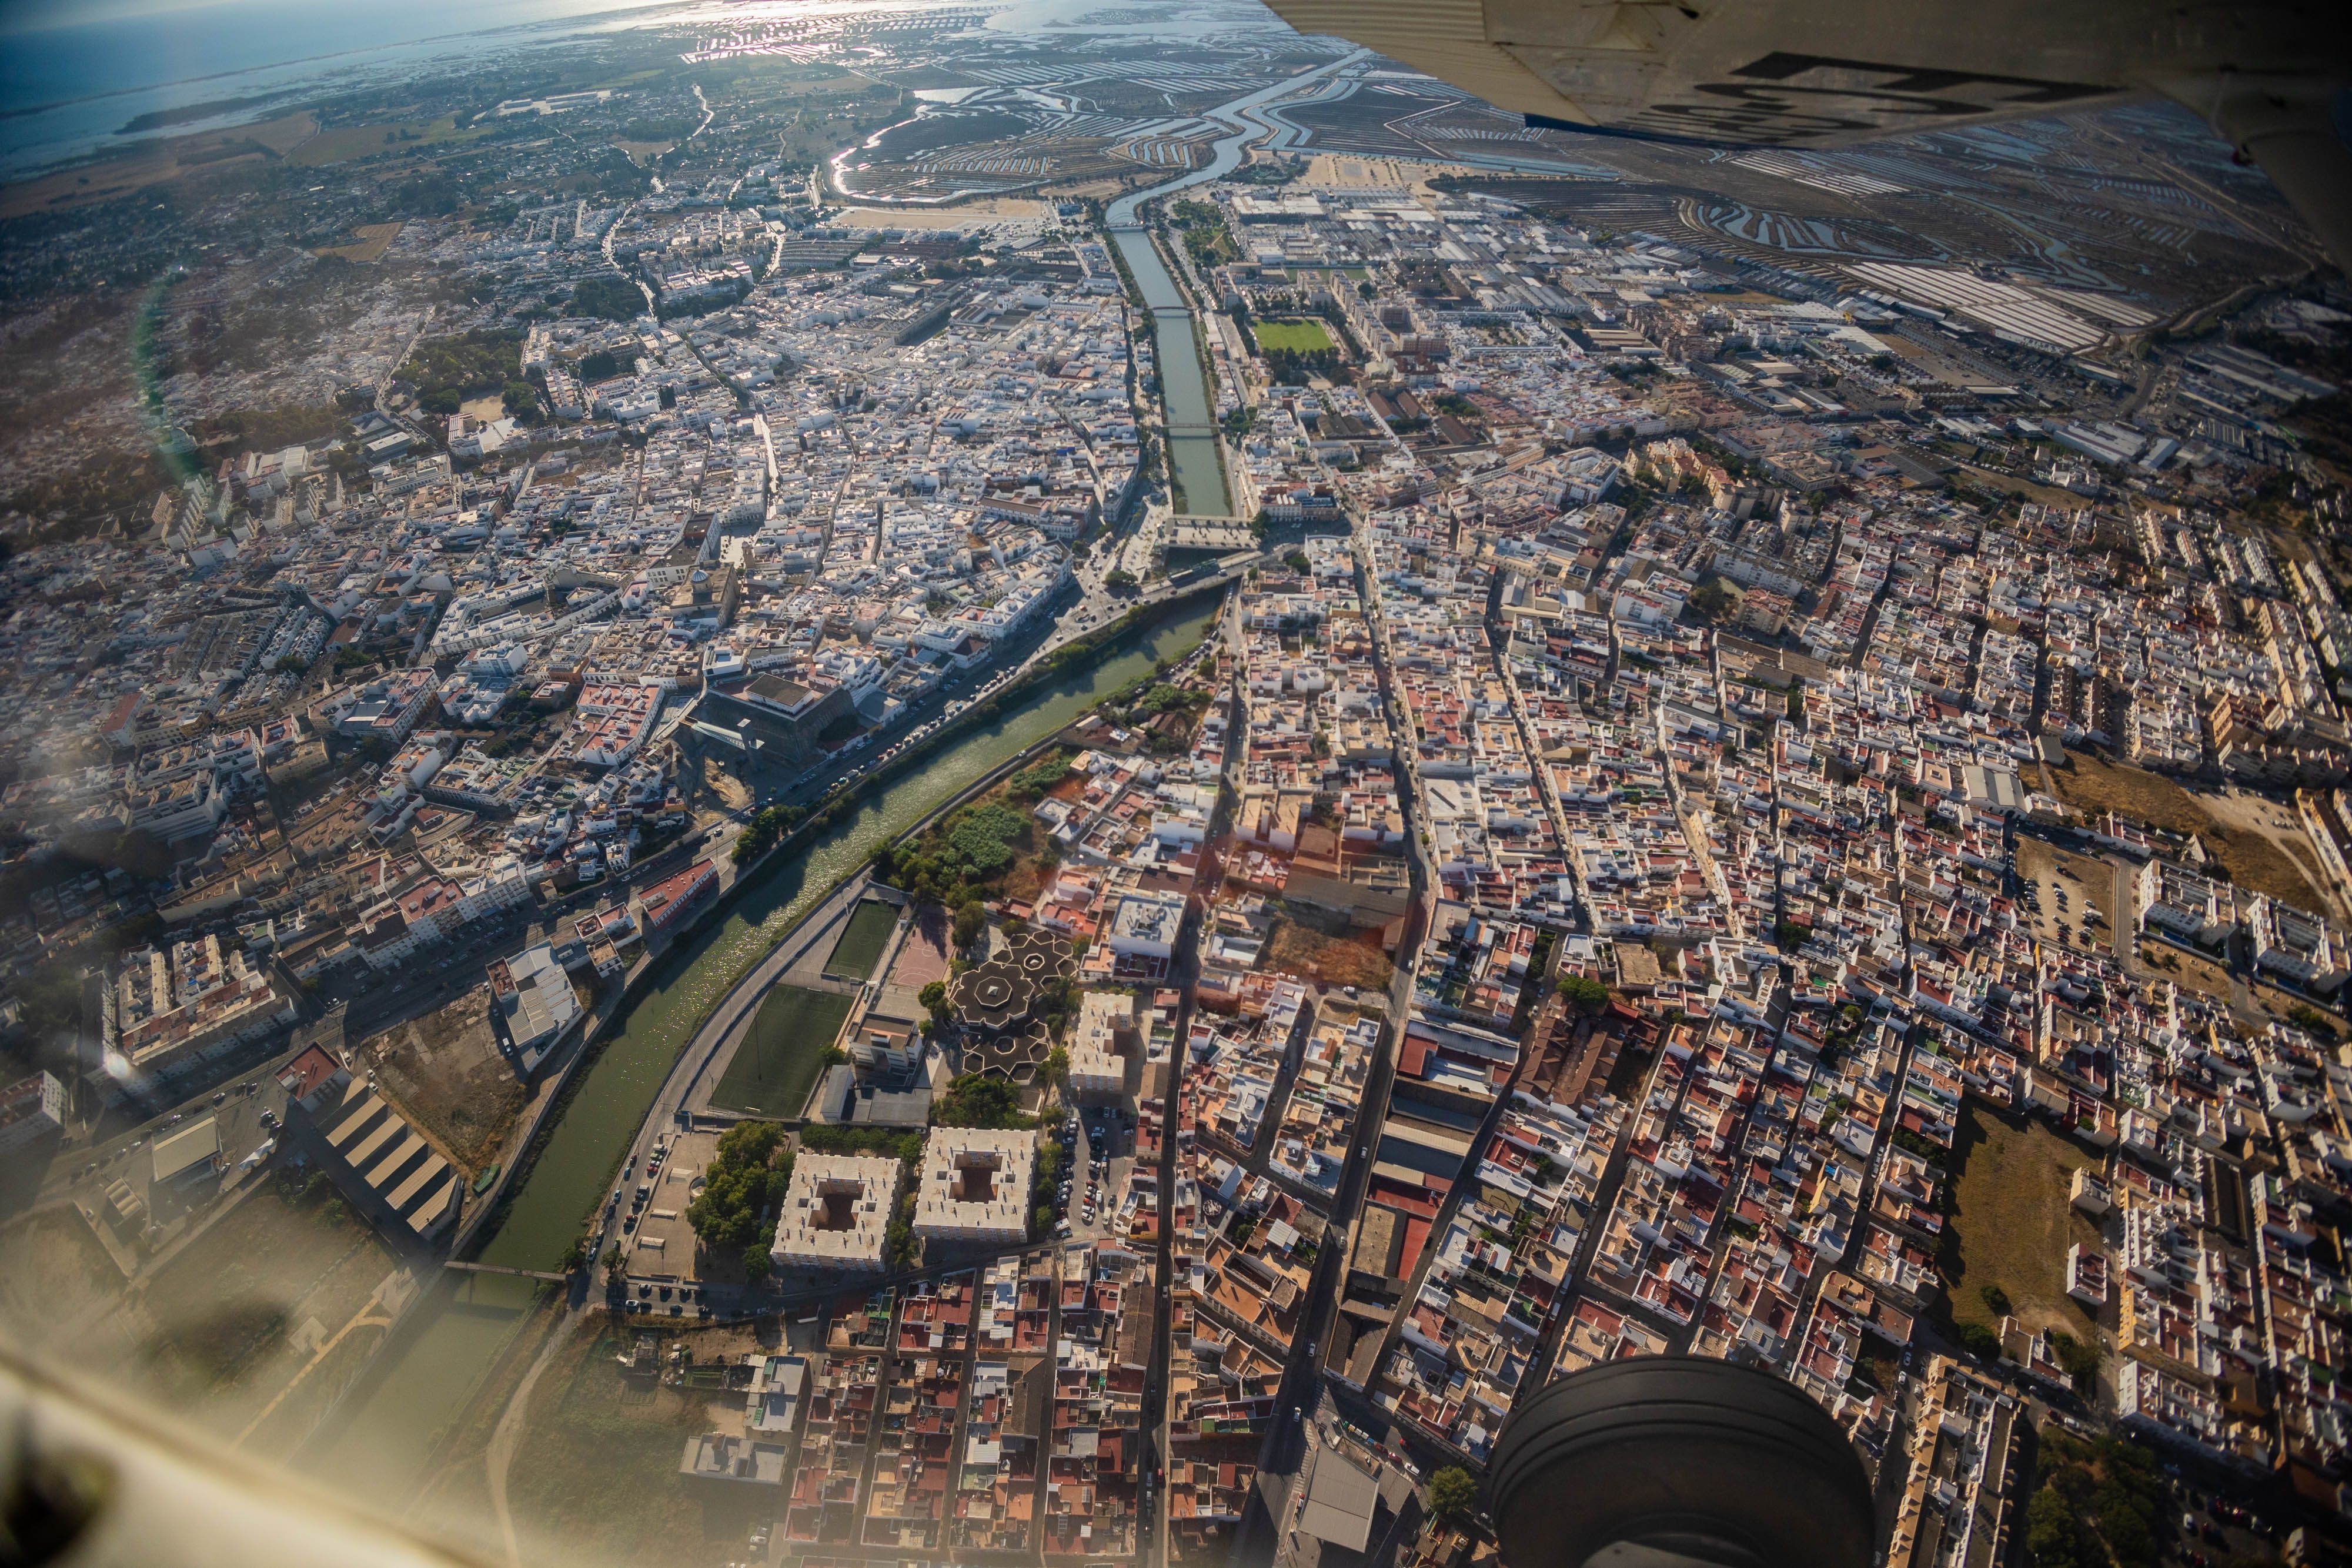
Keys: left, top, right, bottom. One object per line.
{"left": 771, "top": 1152, "right": 900, "bottom": 1271}
{"left": 913, "top": 1127, "right": 1035, "bottom": 1245}
{"left": 0, "top": 1071, "right": 66, "bottom": 1154}
{"left": 1067, "top": 990, "right": 1133, "bottom": 1102}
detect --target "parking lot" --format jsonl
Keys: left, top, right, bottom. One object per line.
{"left": 614, "top": 1128, "right": 717, "bottom": 1315}
{"left": 1059, "top": 1103, "right": 1135, "bottom": 1240}
{"left": 2017, "top": 837, "right": 2115, "bottom": 954}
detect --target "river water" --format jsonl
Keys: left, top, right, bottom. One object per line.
{"left": 1097, "top": 49, "right": 1365, "bottom": 521}
{"left": 1110, "top": 228, "right": 1230, "bottom": 517}
{"left": 309, "top": 609, "right": 1208, "bottom": 1500}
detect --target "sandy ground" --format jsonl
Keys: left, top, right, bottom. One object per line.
{"left": 838, "top": 197, "right": 1052, "bottom": 228}
{"left": 318, "top": 222, "right": 404, "bottom": 263}
{"left": 2200, "top": 785, "right": 2350, "bottom": 920}
{"left": 0, "top": 111, "right": 316, "bottom": 220}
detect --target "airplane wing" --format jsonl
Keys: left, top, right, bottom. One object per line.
{"left": 1255, "top": 0, "right": 2352, "bottom": 275}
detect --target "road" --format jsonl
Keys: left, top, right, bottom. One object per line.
{"left": 599, "top": 198, "right": 654, "bottom": 316}
{"left": 1190, "top": 537, "right": 1435, "bottom": 1568}
{"left": 376, "top": 317, "right": 432, "bottom": 412}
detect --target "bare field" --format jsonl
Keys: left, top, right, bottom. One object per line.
{"left": 1266, "top": 917, "right": 1392, "bottom": 991}
{"left": 2052, "top": 750, "right": 2328, "bottom": 910}
{"left": 358, "top": 989, "right": 527, "bottom": 1175}
{"left": 315, "top": 222, "right": 405, "bottom": 263}
{"left": 2137, "top": 940, "right": 2233, "bottom": 999}
{"left": 1944, "top": 1102, "right": 2104, "bottom": 1339}
{"left": 286, "top": 115, "right": 490, "bottom": 167}
{"left": 0, "top": 1208, "right": 124, "bottom": 1339}
{"left": 139, "top": 1175, "right": 408, "bottom": 1451}
{"left": 0, "top": 112, "right": 320, "bottom": 219}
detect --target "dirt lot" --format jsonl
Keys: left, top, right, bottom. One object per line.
{"left": 2200, "top": 786, "right": 2350, "bottom": 920}
{"left": 358, "top": 989, "right": 528, "bottom": 1176}
{"left": 316, "top": 222, "right": 403, "bottom": 263}
{"left": 0, "top": 1206, "right": 127, "bottom": 1345}
{"left": 1266, "top": 916, "right": 1393, "bottom": 991}
{"left": 1943, "top": 1102, "right": 2104, "bottom": 1340}
{"left": 2136, "top": 939, "right": 2233, "bottom": 1000}
{"left": 2050, "top": 750, "right": 2330, "bottom": 911}
{"left": 138, "top": 1172, "right": 412, "bottom": 1454}
{"left": 838, "top": 198, "right": 1051, "bottom": 226}
{"left": 505, "top": 1318, "right": 778, "bottom": 1566}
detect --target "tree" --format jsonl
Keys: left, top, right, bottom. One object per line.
{"left": 2288, "top": 1003, "right": 2337, "bottom": 1038}
{"left": 1689, "top": 577, "right": 1736, "bottom": 623}
{"left": 1979, "top": 1283, "right": 2013, "bottom": 1318}
{"left": 953, "top": 898, "right": 987, "bottom": 950}
{"left": 2026, "top": 1486, "right": 2082, "bottom": 1568}
{"left": 933, "top": 1074, "right": 1027, "bottom": 1128}
{"left": 1428, "top": 1466, "right": 1478, "bottom": 1522}
{"left": 1044, "top": 1045, "right": 1070, "bottom": 1089}
{"left": 1557, "top": 975, "right": 1610, "bottom": 1015}
{"left": 572, "top": 277, "right": 643, "bottom": 323}
{"left": 1105, "top": 567, "right": 1139, "bottom": 593}
{"left": 2046, "top": 1329, "right": 2101, "bottom": 1394}
{"left": 741, "top": 1244, "right": 773, "bottom": 1283}
{"left": 920, "top": 979, "right": 952, "bottom": 1031}
{"left": 686, "top": 1122, "right": 787, "bottom": 1257}
{"left": 1955, "top": 1322, "right": 2002, "bottom": 1360}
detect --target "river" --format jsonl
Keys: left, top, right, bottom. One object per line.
{"left": 1100, "top": 48, "right": 1367, "bottom": 520}
{"left": 308, "top": 607, "right": 1211, "bottom": 1500}
{"left": 1110, "top": 228, "right": 1230, "bottom": 519}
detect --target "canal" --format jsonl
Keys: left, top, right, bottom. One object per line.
{"left": 1110, "top": 226, "right": 1230, "bottom": 517}
{"left": 309, "top": 607, "right": 1212, "bottom": 1499}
